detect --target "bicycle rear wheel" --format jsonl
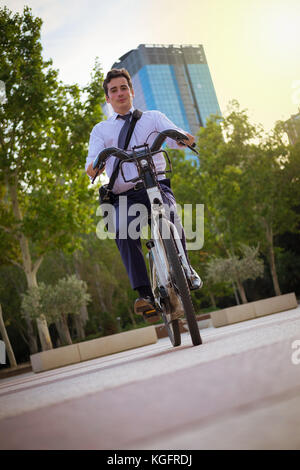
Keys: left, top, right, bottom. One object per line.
{"left": 149, "top": 252, "right": 181, "bottom": 347}
{"left": 160, "top": 219, "right": 202, "bottom": 346}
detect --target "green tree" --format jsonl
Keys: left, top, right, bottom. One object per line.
{"left": 241, "top": 128, "right": 300, "bottom": 295}
{"left": 21, "top": 275, "right": 91, "bottom": 346}
{"left": 0, "top": 303, "right": 17, "bottom": 367}
{"left": 206, "top": 245, "right": 264, "bottom": 303}
{"left": 196, "top": 102, "right": 300, "bottom": 297}
{"left": 0, "top": 6, "right": 105, "bottom": 351}
{"left": 51, "top": 275, "right": 91, "bottom": 345}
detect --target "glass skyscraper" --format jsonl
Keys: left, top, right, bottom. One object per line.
{"left": 111, "top": 44, "right": 221, "bottom": 134}
{"left": 285, "top": 110, "right": 300, "bottom": 145}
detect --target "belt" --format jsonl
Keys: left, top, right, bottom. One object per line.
{"left": 134, "top": 181, "right": 144, "bottom": 191}
{"left": 117, "top": 181, "right": 145, "bottom": 197}
{"left": 117, "top": 178, "right": 171, "bottom": 197}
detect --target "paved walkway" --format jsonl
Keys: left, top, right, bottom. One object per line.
{"left": 1, "top": 308, "right": 300, "bottom": 450}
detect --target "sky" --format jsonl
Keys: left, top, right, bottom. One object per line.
{"left": 2, "top": 0, "right": 300, "bottom": 132}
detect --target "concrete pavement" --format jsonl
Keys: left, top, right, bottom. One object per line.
{"left": 0, "top": 308, "right": 300, "bottom": 450}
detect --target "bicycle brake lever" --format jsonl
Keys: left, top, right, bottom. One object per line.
{"left": 91, "top": 169, "right": 100, "bottom": 184}
{"left": 177, "top": 140, "right": 199, "bottom": 155}
{"left": 91, "top": 162, "right": 105, "bottom": 184}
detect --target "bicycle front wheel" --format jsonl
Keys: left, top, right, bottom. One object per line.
{"left": 149, "top": 252, "right": 181, "bottom": 347}
{"left": 160, "top": 219, "right": 202, "bottom": 346}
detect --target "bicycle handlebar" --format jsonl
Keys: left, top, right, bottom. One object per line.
{"left": 150, "top": 129, "right": 188, "bottom": 152}
{"left": 92, "top": 129, "right": 193, "bottom": 172}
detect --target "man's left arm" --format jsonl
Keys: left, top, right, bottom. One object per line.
{"left": 86, "top": 124, "right": 106, "bottom": 179}
{"left": 155, "top": 111, "right": 195, "bottom": 149}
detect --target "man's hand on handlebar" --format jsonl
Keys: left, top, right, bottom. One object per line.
{"left": 176, "top": 132, "right": 198, "bottom": 154}
{"left": 86, "top": 162, "right": 105, "bottom": 179}
{"left": 177, "top": 132, "right": 195, "bottom": 148}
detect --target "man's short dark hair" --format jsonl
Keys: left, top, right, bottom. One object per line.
{"left": 103, "top": 68, "right": 133, "bottom": 96}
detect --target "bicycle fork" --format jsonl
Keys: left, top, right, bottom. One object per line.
{"left": 146, "top": 186, "right": 195, "bottom": 289}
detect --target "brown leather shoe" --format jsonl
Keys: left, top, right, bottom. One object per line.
{"left": 134, "top": 297, "right": 160, "bottom": 323}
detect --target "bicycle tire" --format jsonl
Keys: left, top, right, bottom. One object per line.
{"left": 149, "top": 251, "right": 181, "bottom": 347}
{"left": 161, "top": 304, "right": 181, "bottom": 347}
{"left": 160, "top": 218, "right": 202, "bottom": 346}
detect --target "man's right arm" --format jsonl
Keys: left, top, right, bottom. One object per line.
{"left": 154, "top": 111, "right": 194, "bottom": 149}
{"left": 86, "top": 124, "right": 106, "bottom": 179}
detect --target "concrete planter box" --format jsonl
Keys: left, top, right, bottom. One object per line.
{"left": 211, "top": 309, "right": 228, "bottom": 328}
{"left": 211, "top": 292, "right": 298, "bottom": 328}
{"left": 77, "top": 327, "right": 157, "bottom": 362}
{"left": 254, "top": 293, "right": 297, "bottom": 317}
{"left": 225, "top": 302, "right": 256, "bottom": 324}
{"left": 30, "top": 344, "right": 81, "bottom": 373}
{"left": 30, "top": 326, "right": 157, "bottom": 373}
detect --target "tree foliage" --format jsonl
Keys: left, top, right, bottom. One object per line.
{"left": 195, "top": 101, "right": 300, "bottom": 297}
{"left": 0, "top": 6, "right": 105, "bottom": 264}
{"left": 21, "top": 275, "right": 91, "bottom": 323}
{"left": 0, "top": 6, "right": 105, "bottom": 351}
{"left": 206, "top": 245, "right": 264, "bottom": 286}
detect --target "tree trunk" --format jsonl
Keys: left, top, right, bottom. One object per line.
{"left": 268, "top": 237, "right": 282, "bottom": 296}
{"left": 55, "top": 314, "right": 72, "bottom": 345}
{"left": 263, "top": 220, "right": 282, "bottom": 296}
{"left": 6, "top": 267, "right": 38, "bottom": 354}
{"left": 73, "top": 255, "right": 88, "bottom": 339}
{"left": 236, "top": 278, "right": 248, "bottom": 304}
{"left": 0, "top": 304, "right": 17, "bottom": 368}
{"left": 209, "top": 291, "right": 217, "bottom": 309}
{"left": 73, "top": 314, "right": 86, "bottom": 340}
{"left": 8, "top": 179, "right": 52, "bottom": 351}
{"left": 232, "top": 281, "right": 240, "bottom": 305}
{"left": 25, "top": 266, "right": 53, "bottom": 351}
{"left": 23, "top": 312, "right": 39, "bottom": 354}
{"left": 79, "top": 301, "right": 89, "bottom": 326}
{"left": 94, "top": 263, "right": 107, "bottom": 311}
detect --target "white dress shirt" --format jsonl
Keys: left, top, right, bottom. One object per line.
{"left": 86, "top": 107, "right": 186, "bottom": 194}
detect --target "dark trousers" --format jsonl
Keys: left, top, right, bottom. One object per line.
{"left": 114, "top": 181, "right": 187, "bottom": 290}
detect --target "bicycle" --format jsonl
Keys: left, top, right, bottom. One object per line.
{"left": 92, "top": 129, "right": 202, "bottom": 347}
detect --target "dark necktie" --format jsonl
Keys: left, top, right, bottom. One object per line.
{"left": 113, "top": 113, "right": 132, "bottom": 173}
{"left": 118, "top": 113, "right": 132, "bottom": 149}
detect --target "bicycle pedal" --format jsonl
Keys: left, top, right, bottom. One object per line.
{"left": 134, "top": 297, "right": 160, "bottom": 323}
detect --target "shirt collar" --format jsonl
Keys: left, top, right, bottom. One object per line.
{"left": 112, "top": 106, "right": 135, "bottom": 121}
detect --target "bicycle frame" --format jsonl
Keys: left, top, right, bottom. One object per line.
{"left": 147, "top": 188, "right": 194, "bottom": 291}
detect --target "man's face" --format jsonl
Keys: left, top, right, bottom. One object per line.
{"left": 105, "top": 76, "right": 134, "bottom": 115}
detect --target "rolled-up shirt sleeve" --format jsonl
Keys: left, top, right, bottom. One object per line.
{"left": 154, "top": 111, "right": 187, "bottom": 149}
{"left": 85, "top": 124, "right": 105, "bottom": 172}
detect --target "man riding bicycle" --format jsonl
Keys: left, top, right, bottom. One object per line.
{"left": 86, "top": 68, "right": 202, "bottom": 322}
